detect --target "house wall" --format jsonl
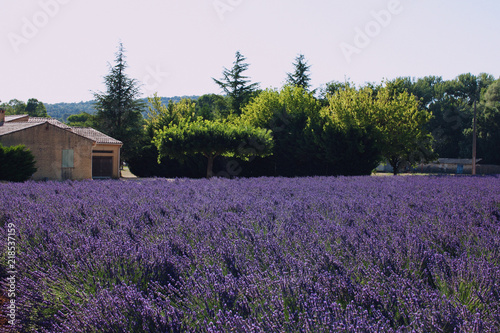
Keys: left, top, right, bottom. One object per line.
{"left": 0, "top": 123, "right": 94, "bottom": 180}
{"left": 92, "top": 144, "right": 122, "bottom": 179}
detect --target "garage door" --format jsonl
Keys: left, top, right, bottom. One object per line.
{"left": 92, "top": 156, "right": 113, "bottom": 178}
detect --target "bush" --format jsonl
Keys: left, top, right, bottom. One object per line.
{"left": 0, "top": 143, "right": 37, "bottom": 182}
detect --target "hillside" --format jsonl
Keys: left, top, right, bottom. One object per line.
{"left": 45, "top": 96, "right": 199, "bottom": 122}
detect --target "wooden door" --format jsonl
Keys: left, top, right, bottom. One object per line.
{"left": 92, "top": 156, "right": 113, "bottom": 178}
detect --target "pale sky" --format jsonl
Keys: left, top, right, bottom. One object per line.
{"left": 1, "top": 0, "right": 499, "bottom": 104}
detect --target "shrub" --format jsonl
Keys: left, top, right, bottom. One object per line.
{"left": 0, "top": 143, "right": 37, "bottom": 182}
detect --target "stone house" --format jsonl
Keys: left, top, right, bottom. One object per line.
{"left": 0, "top": 109, "right": 122, "bottom": 180}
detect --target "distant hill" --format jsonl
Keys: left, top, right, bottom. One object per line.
{"left": 46, "top": 96, "right": 200, "bottom": 122}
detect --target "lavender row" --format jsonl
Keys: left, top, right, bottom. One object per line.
{"left": 1, "top": 176, "right": 499, "bottom": 332}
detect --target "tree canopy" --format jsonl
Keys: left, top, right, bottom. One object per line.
{"left": 66, "top": 112, "right": 94, "bottom": 127}
{"left": 154, "top": 119, "right": 273, "bottom": 178}
{"left": 322, "top": 85, "right": 434, "bottom": 174}
{"left": 0, "top": 98, "right": 47, "bottom": 117}
{"left": 241, "top": 85, "right": 326, "bottom": 176}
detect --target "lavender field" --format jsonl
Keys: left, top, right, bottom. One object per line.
{"left": 1, "top": 176, "right": 500, "bottom": 332}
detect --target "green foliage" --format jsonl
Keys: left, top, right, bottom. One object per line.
{"left": 0, "top": 143, "right": 37, "bottom": 182}
{"left": 463, "top": 79, "right": 500, "bottom": 164}
{"left": 154, "top": 119, "right": 273, "bottom": 178}
{"left": 43, "top": 97, "right": 198, "bottom": 122}
{"left": 25, "top": 98, "right": 48, "bottom": 117}
{"left": 484, "top": 79, "right": 500, "bottom": 107}
{"left": 127, "top": 145, "right": 206, "bottom": 178}
{"left": 146, "top": 94, "right": 196, "bottom": 131}
{"left": 322, "top": 85, "right": 434, "bottom": 174}
{"left": 286, "top": 54, "right": 312, "bottom": 91}
{"left": 129, "top": 96, "right": 218, "bottom": 179}
{"left": 213, "top": 51, "right": 260, "bottom": 114}
{"left": 66, "top": 112, "right": 94, "bottom": 127}
{"left": 44, "top": 101, "right": 96, "bottom": 122}
{"left": 386, "top": 73, "right": 498, "bottom": 164}
{"left": 314, "top": 88, "right": 382, "bottom": 175}
{"left": 1, "top": 99, "right": 26, "bottom": 115}
{"left": 241, "top": 85, "right": 328, "bottom": 176}
{"left": 195, "top": 94, "right": 231, "bottom": 120}
{"left": 93, "top": 43, "right": 146, "bottom": 163}
{"left": 0, "top": 98, "right": 47, "bottom": 117}
{"left": 376, "top": 86, "right": 435, "bottom": 173}
{"left": 320, "top": 81, "right": 354, "bottom": 100}
{"left": 242, "top": 85, "right": 382, "bottom": 176}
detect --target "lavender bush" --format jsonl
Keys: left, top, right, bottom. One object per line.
{"left": 1, "top": 176, "right": 499, "bottom": 332}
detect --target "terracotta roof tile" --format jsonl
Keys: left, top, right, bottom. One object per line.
{"left": 28, "top": 117, "right": 71, "bottom": 129}
{"left": 5, "top": 115, "right": 29, "bottom": 122}
{"left": 0, "top": 117, "right": 122, "bottom": 145}
{"left": 71, "top": 128, "right": 123, "bottom": 145}
{"left": 0, "top": 122, "right": 42, "bottom": 136}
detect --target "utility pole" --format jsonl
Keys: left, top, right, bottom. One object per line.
{"left": 472, "top": 100, "right": 477, "bottom": 175}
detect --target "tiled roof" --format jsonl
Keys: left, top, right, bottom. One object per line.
{"left": 0, "top": 117, "right": 122, "bottom": 146}
{"left": 5, "top": 115, "right": 29, "bottom": 122}
{"left": 0, "top": 122, "right": 42, "bottom": 136}
{"left": 28, "top": 117, "right": 71, "bottom": 129}
{"left": 71, "top": 128, "right": 123, "bottom": 145}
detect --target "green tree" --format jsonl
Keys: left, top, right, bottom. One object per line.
{"left": 154, "top": 119, "right": 273, "bottom": 178}
{"left": 128, "top": 95, "right": 215, "bottom": 179}
{"left": 375, "top": 87, "right": 435, "bottom": 174}
{"left": 321, "top": 81, "right": 353, "bottom": 98}
{"left": 241, "top": 85, "right": 323, "bottom": 176}
{"left": 463, "top": 79, "right": 500, "bottom": 165}
{"left": 195, "top": 94, "right": 231, "bottom": 120}
{"left": 66, "top": 112, "right": 94, "bottom": 127}
{"left": 25, "top": 98, "right": 48, "bottom": 117}
{"left": 323, "top": 85, "right": 434, "bottom": 175}
{"left": 0, "top": 143, "right": 37, "bottom": 182}
{"left": 146, "top": 93, "right": 196, "bottom": 131}
{"left": 1, "top": 98, "right": 47, "bottom": 117}
{"left": 483, "top": 78, "right": 500, "bottom": 106}
{"left": 3, "top": 99, "right": 26, "bottom": 115}
{"left": 286, "top": 54, "right": 312, "bottom": 91}
{"left": 213, "top": 51, "right": 259, "bottom": 115}
{"left": 93, "top": 43, "right": 145, "bottom": 163}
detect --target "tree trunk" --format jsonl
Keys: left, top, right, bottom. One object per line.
{"left": 206, "top": 155, "right": 214, "bottom": 178}
{"left": 390, "top": 157, "right": 400, "bottom": 175}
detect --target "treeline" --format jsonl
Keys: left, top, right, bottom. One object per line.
{"left": 84, "top": 48, "right": 500, "bottom": 177}
{"left": 381, "top": 74, "right": 500, "bottom": 165}
{"left": 130, "top": 73, "right": 500, "bottom": 178}
{"left": 132, "top": 84, "right": 431, "bottom": 178}
{"left": 43, "top": 96, "right": 199, "bottom": 122}
{"left": 0, "top": 97, "right": 199, "bottom": 122}
{"left": 0, "top": 98, "right": 48, "bottom": 117}
{"left": 4, "top": 46, "right": 499, "bottom": 178}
